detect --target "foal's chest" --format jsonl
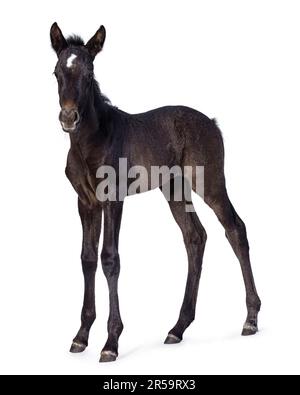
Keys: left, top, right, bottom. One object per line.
{"left": 65, "top": 145, "right": 107, "bottom": 209}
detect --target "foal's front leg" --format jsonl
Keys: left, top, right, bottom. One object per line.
{"left": 70, "top": 200, "right": 102, "bottom": 353}
{"left": 99, "top": 202, "right": 124, "bottom": 362}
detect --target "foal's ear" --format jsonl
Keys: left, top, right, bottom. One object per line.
{"left": 50, "top": 22, "right": 67, "bottom": 56}
{"left": 86, "top": 26, "right": 106, "bottom": 59}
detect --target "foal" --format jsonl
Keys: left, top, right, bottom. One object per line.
{"left": 50, "top": 23, "right": 261, "bottom": 362}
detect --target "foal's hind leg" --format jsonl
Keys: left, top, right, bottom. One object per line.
{"left": 70, "top": 200, "right": 102, "bottom": 353}
{"left": 161, "top": 189, "right": 207, "bottom": 344}
{"left": 205, "top": 189, "right": 261, "bottom": 335}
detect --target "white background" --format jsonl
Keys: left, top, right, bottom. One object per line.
{"left": 0, "top": 0, "right": 299, "bottom": 375}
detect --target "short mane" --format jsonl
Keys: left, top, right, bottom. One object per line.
{"left": 66, "top": 35, "right": 85, "bottom": 47}
{"left": 93, "top": 79, "right": 111, "bottom": 106}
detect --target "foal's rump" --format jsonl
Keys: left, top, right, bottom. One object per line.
{"left": 138, "top": 106, "right": 225, "bottom": 195}
{"left": 127, "top": 105, "right": 225, "bottom": 198}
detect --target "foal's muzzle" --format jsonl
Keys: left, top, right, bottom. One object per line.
{"left": 59, "top": 108, "right": 80, "bottom": 132}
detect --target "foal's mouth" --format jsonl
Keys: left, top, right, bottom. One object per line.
{"left": 61, "top": 122, "right": 80, "bottom": 133}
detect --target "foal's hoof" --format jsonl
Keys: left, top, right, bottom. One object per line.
{"left": 70, "top": 341, "right": 87, "bottom": 353}
{"left": 100, "top": 350, "right": 117, "bottom": 363}
{"left": 164, "top": 334, "right": 182, "bottom": 344}
{"left": 241, "top": 322, "right": 258, "bottom": 336}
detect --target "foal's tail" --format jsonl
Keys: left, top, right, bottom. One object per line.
{"left": 210, "top": 117, "right": 225, "bottom": 160}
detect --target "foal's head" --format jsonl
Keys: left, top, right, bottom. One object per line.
{"left": 50, "top": 23, "right": 106, "bottom": 133}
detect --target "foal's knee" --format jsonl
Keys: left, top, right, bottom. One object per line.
{"left": 199, "top": 226, "right": 207, "bottom": 247}
{"left": 81, "top": 258, "right": 97, "bottom": 271}
{"left": 101, "top": 249, "right": 120, "bottom": 278}
{"left": 81, "top": 248, "right": 98, "bottom": 276}
{"left": 184, "top": 226, "right": 207, "bottom": 252}
{"left": 81, "top": 245, "right": 98, "bottom": 266}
